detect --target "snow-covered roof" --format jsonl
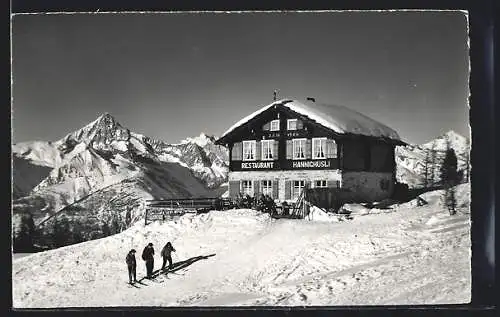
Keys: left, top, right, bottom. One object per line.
{"left": 219, "top": 99, "right": 401, "bottom": 141}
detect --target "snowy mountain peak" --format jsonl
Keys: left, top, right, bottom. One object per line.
{"left": 422, "top": 130, "right": 468, "bottom": 152}
{"left": 95, "top": 112, "right": 117, "bottom": 123}
{"left": 59, "top": 113, "right": 130, "bottom": 147}
{"left": 180, "top": 132, "right": 216, "bottom": 147}
{"left": 396, "top": 129, "right": 470, "bottom": 188}
{"left": 443, "top": 130, "right": 467, "bottom": 142}
{"left": 87, "top": 112, "right": 123, "bottom": 132}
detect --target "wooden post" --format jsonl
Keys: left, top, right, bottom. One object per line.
{"left": 145, "top": 209, "right": 148, "bottom": 226}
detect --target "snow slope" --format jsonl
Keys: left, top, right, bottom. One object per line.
{"left": 12, "top": 141, "right": 64, "bottom": 167}
{"left": 12, "top": 184, "right": 470, "bottom": 307}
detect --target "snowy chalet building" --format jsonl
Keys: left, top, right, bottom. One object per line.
{"left": 215, "top": 98, "right": 405, "bottom": 203}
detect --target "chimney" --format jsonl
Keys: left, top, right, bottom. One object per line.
{"left": 273, "top": 90, "right": 278, "bottom": 101}
{"left": 306, "top": 97, "right": 316, "bottom": 102}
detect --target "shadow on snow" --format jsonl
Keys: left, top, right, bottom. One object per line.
{"left": 136, "top": 254, "right": 216, "bottom": 285}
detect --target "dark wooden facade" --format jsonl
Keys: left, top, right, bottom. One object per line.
{"left": 217, "top": 102, "right": 399, "bottom": 174}
{"left": 216, "top": 100, "right": 403, "bottom": 203}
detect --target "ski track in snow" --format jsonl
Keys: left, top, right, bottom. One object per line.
{"left": 12, "top": 194, "right": 471, "bottom": 307}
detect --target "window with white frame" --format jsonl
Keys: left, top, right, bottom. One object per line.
{"left": 292, "top": 138, "right": 306, "bottom": 159}
{"left": 261, "top": 180, "right": 273, "bottom": 197}
{"left": 312, "top": 137, "right": 326, "bottom": 159}
{"left": 241, "top": 180, "right": 253, "bottom": 196}
{"left": 261, "top": 140, "right": 274, "bottom": 160}
{"left": 287, "top": 119, "right": 298, "bottom": 130}
{"left": 314, "top": 180, "right": 327, "bottom": 188}
{"left": 270, "top": 120, "right": 280, "bottom": 131}
{"left": 242, "top": 140, "right": 256, "bottom": 161}
{"left": 292, "top": 180, "right": 305, "bottom": 199}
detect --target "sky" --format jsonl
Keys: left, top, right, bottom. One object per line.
{"left": 11, "top": 11, "right": 469, "bottom": 145}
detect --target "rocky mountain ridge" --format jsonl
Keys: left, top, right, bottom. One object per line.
{"left": 12, "top": 113, "right": 229, "bottom": 251}
{"left": 396, "top": 130, "right": 470, "bottom": 188}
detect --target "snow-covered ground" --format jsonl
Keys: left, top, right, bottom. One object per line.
{"left": 12, "top": 185, "right": 471, "bottom": 307}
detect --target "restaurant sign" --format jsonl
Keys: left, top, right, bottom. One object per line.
{"left": 291, "top": 160, "right": 331, "bottom": 169}
{"left": 240, "top": 161, "right": 275, "bottom": 169}
{"left": 230, "top": 158, "right": 338, "bottom": 171}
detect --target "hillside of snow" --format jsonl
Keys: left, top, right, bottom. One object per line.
{"left": 12, "top": 184, "right": 470, "bottom": 307}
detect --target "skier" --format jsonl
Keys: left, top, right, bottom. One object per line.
{"left": 161, "top": 241, "right": 176, "bottom": 271}
{"left": 125, "top": 249, "right": 137, "bottom": 284}
{"left": 142, "top": 242, "right": 155, "bottom": 278}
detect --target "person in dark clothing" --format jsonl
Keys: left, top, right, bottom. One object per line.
{"left": 161, "top": 241, "right": 176, "bottom": 270}
{"left": 142, "top": 243, "right": 155, "bottom": 278}
{"left": 125, "top": 249, "right": 137, "bottom": 284}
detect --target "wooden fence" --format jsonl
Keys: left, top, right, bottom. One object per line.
{"left": 144, "top": 197, "right": 232, "bottom": 225}
{"left": 145, "top": 187, "right": 351, "bottom": 224}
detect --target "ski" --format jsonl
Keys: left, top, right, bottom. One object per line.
{"left": 148, "top": 277, "right": 164, "bottom": 283}
{"left": 160, "top": 267, "right": 187, "bottom": 275}
{"left": 126, "top": 282, "right": 140, "bottom": 288}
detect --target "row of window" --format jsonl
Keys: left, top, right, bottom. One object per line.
{"left": 241, "top": 180, "right": 274, "bottom": 197}
{"left": 242, "top": 138, "right": 331, "bottom": 161}
{"left": 269, "top": 119, "right": 299, "bottom": 131}
{"left": 241, "top": 179, "right": 331, "bottom": 200}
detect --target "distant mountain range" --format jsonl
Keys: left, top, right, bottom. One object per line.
{"left": 11, "top": 114, "right": 469, "bottom": 251}
{"left": 12, "top": 114, "right": 228, "bottom": 251}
